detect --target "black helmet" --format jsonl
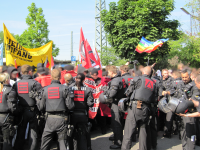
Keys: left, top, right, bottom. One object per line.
{"left": 118, "top": 98, "right": 129, "bottom": 113}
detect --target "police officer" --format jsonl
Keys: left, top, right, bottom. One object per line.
{"left": 121, "top": 66, "right": 156, "bottom": 150}
{"left": 159, "top": 69, "right": 175, "bottom": 138}
{"left": 68, "top": 73, "right": 94, "bottom": 150}
{"left": 10, "top": 65, "right": 43, "bottom": 150}
{"left": 64, "top": 73, "right": 75, "bottom": 87}
{"left": 105, "top": 65, "right": 124, "bottom": 149}
{"left": 0, "top": 73, "right": 18, "bottom": 150}
{"left": 172, "top": 71, "right": 182, "bottom": 137}
{"left": 120, "top": 65, "right": 133, "bottom": 91}
{"left": 177, "top": 75, "right": 200, "bottom": 117}
{"left": 174, "top": 68, "right": 199, "bottom": 150}
{"left": 37, "top": 69, "right": 75, "bottom": 150}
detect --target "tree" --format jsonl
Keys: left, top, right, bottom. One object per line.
{"left": 101, "top": 0, "right": 180, "bottom": 65}
{"left": 168, "top": 33, "right": 200, "bottom": 68}
{"left": 15, "top": 3, "right": 59, "bottom": 57}
{"left": 100, "top": 46, "right": 127, "bottom": 66}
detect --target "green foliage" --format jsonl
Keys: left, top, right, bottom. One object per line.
{"left": 15, "top": 3, "right": 59, "bottom": 57}
{"left": 101, "top": 0, "right": 180, "bottom": 65}
{"left": 169, "top": 33, "right": 200, "bottom": 68}
{"left": 100, "top": 46, "right": 127, "bottom": 66}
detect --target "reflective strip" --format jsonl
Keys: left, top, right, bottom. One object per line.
{"left": 48, "top": 87, "right": 60, "bottom": 99}
{"left": 74, "top": 91, "right": 84, "bottom": 101}
{"left": 18, "top": 82, "right": 29, "bottom": 94}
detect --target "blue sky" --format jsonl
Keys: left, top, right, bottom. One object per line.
{"left": 0, "top": 0, "right": 191, "bottom": 61}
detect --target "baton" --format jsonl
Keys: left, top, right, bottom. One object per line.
{"left": 3, "top": 113, "right": 9, "bottom": 124}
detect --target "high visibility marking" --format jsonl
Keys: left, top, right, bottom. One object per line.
{"left": 48, "top": 87, "right": 60, "bottom": 99}
{"left": 122, "top": 79, "right": 126, "bottom": 88}
{"left": 145, "top": 79, "right": 154, "bottom": 91}
{"left": 74, "top": 91, "right": 84, "bottom": 101}
{"left": 128, "top": 78, "right": 133, "bottom": 86}
{"left": 18, "top": 82, "right": 29, "bottom": 94}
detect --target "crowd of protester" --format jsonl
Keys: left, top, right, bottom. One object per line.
{"left": 0, "top": 62, "right": 199, "bottom": 150}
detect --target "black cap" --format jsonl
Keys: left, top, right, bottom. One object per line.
{"left": 77, "top": 66, "right": 86, "bottom": 74}
{"left": 64, "top": 65, "right": 74, "bottom": 71}
{"left": 37, "top": 67, "right": 46, "bottom": 75}
{"left": 88, "top": 67, "right": 94, "bottom": 73}
{"left": 91, "top": 68, "right": 99, "bottom": 75}
{"left": 7, "top": 67, "right": 19, "bottom": 75}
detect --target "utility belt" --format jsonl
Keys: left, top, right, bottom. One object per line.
{"left": 131, "top": 100, "right": 150, "bottom": 109}
{"left": 47, "top": 111, "right": 68, "bottom": 117}
{"left": 72, "top": 109, "right": 87, "bottom": 116}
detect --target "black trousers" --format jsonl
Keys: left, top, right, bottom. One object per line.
{"left": 195, "top": 117, "right": 200, "bottom": 143}
{"left": 149, "top": 107, "right": 157, "bottom": 149}
{"left": 111, "top": 103, "right": 123, "bottom": 146}
{"left": 40, "top": 115, "right": 68, "bottom": 150}
{"left": 0, "top": 114, "right": 14, "bottom": 150}
{"left": 68, "top": 113, "right": 89, "bottom": 150}
{"left": 122, "top": 103, "right": 150, "bottom": 150}
{"left": 14, "top": 109, "right": 38, "bottom": 150}
{"left": 180, "top": 116, "right": 196, "bottom": 150}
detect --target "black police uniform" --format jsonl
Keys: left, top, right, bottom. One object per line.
{"left": 121, "top": 74, "right": 156, "bottom": 150}
{"left": 68, "top": 83, "right": 94, "bottom": 150}
{"left": 149, "top": 76, "right": 161, "bottom": 149}
{"left": 121, "top": 73, "right": 133, "bottom": 90}
{"left": 172, "top": 77, "right": 182, "bottom": 136}
{"left": 121, "top": 73, "right": 134, "bottom": 138}
{"left": 37, "top": 80, "right": 74, "bottom": 150}
{"left": 191, "top": 94, "right": 200, "bottom": 146}
{"left": 106, "top": 74, "right": 124, "bottom": 148}
{"left": 175, "top": 79, "right": 199, "bottom": 150}
{"left": 64, "top": 79, "right": 75, "bottom": 88}
{"left": 159, "top": 76, "right": 175, "bottom": 136}
{"left": 0, "top": 84, "right": 18, "bottom": 150}
{"left": 11, "top": 74, "right": 42, "bottom": 150}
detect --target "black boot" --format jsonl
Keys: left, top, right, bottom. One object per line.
{"left": 163, "top": 132, "right": 171, "bottom": 138}
{"left": 110, "top": 144, "right": 121, "bottom": 149}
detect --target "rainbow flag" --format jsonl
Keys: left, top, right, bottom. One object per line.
{"left": 136, "top": 37, "right": 168, "bottom": 53}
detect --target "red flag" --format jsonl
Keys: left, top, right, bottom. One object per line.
{"left": 79, "top": 27, "right": 89, "bottom": 68}
{"left": 51, "top": 55, "right": 54, "bottom": 69}
{"left": 94, "top": 47, "right": 101, "bottom": 68}
{"left": 44, "top": 57, "right": 50, "bottom": 68}
{"left": 85, "top": 40, "right": 99, "bottom": 68}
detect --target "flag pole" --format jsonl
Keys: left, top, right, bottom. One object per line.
{"left": 147, "top": 57, "right": 149, "bottom": 66}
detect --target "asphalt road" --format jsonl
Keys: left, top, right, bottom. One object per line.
{"left": 47, "top": 128, "right": 200, "bottom": 150}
